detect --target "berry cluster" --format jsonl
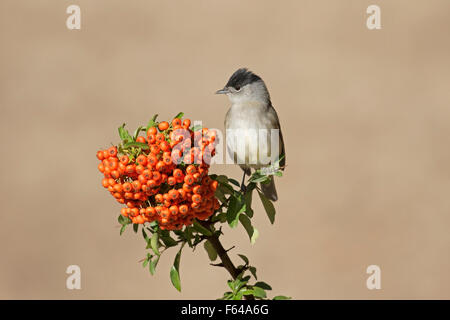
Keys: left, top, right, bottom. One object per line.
{"left": 96, "top": 116, "right": 220, "bottom": 230}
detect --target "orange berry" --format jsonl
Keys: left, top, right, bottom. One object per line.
{"left": 184, "top": 174, "right": 194, "bottom": 185}
{"left": 168, "top": 189, "right": 179, "bottom": 200}
{"left": 147, "top": 179, "right": 157, "bottom": 188}
{"left": 136, "top": 155, "right": 147, "bottom": 166}
{"left": 183, "top": 119, "right": 191, "bottom": 128}
{"left": 130, "top": 208, "right": 139, "bottom": 217}
{"left": 119, "top": 155, "right": 129, "bottom": 165}
{"left": 155, "top": 194, "right": 163, "bottom": 203}
{"left": 173, "top": 168, "right": 183, "bottom": 178}
{"left": 147, "top": 134, "right": 156, "bottom": 144}
{"left": 146, "top": 207, "right": 156, "bottom": 216}
{"left": 131, "top": 180, "right": 141, "bottom": 191}
{"left": 179, "top": 205, "right": 189, "bottom": 215}
{"left": 182, "top": 183, "right": 193, "bottom": 192}
{"left": 136, "top": 136, "right": 146, "bottom": 143}
{"left": 210, "top": 180, "right": 218, "bottom": 191}
{"left": 107, "top": 146, "right": 118, "bottom": 157}
{"left": 125, "top": 164, "right": 136, "bottom": 175}
{"left": 147, "top": 126, "right": 157, "bottom": 136}
{"left": 136, "top": 164, "right": 145, "bottom": 175}
{"left": 193, "top": 185, "right": 203, "bottom": 195}
{"left": 142, "top": 169, "right": 152, "bottom": 180}
{"left": 101, "top": 178, "right": 109, "bottom": 188}
{"left": 160, "top": 141, "right": 170, "bottom": 151}
{"left": 172, "top": 118, "right": 182, "bottom": 127}
{"left": 124, "top": 192, "right": 133, "bottom": 199}
{"left": 107, "top": 158, "right": 119, "bottom": 170}
{"left": 178, "top": 189, "right": 186, "bottom": 199}
{"left": 163, "top": 155, "right": 172, "bottom": 165}
{"left": 98, "top": 163, "right": 105, "bottom": 173}
{"left": 97, "top": 151, "right": 105, "bottom": 160}
{"left": 135, "top": 215, "right": 145, "bottom": 224}
{"left": 156, "top": 161, "right": 165, "bottom": 171}
{"left": 113, "top": 184, "right": 123, "bottom": 193}
{"left": 169, "top": 205, "right": 179, "bottom": 215}
{"left": 122, "top": 182, "right": 132, "bottom": 192}
{"left": 186, "top": 165, "right": 197, "bottom": 175}
{"left": 158, "top": 121, "right": 169, "bottom": 131}
{"left": 150, "top": 144, "right": 160, "bottom": 154}
{"left": 192, "top": 194, "right": 202, "bottom": 203}
{"left": 138, "top": 174, "right": 147, "bottom": 185}
{"left": 152, "top": 171, "right": 161, "bottom": 181}
{"left": 167, "top": 176, "right": 176, "bottom": 186}
{"left": 156, "top": 133, "right": 165, "bottom": 144}
{"left": 191, "top": 202, "right": 200, "bottom": 209}
{"left": 147, "top": 154, "right": 157, "bottom": 166}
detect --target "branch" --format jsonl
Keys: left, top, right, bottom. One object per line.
{"left": 198, "top": 220, "right": 255, "bottom": 300}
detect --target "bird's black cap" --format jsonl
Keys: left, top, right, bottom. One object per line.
{"left": 225, "top": 68, "right": 262, "bottom": 90}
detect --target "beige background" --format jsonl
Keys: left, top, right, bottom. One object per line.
{"left": 1, "top": 0, "right": 449, "bottom": 299}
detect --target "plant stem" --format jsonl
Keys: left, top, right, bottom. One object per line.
{"left": 199, "top": 220, "right": 255, "bottom": 300}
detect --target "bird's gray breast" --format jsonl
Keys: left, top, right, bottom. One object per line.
{"left": 225, "top": 102, "right": 281, "bottom": 168}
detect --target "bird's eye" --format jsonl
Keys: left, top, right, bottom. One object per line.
{"left": 235, "top": 86, "right": 241, "bottom": 91}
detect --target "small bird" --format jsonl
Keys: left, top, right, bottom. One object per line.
{"left": 216, "top": 68, "right": 285, "bottom": 201}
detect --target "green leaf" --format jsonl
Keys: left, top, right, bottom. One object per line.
{"left": 273, "top": 295, "right": 292, "bottom": 300}
{"left": 174, "top": 112, "right": 184, "bottom": 119}
{"left": 133, "top": 223, "right": 139, "bottom": 233}
{"left": 252, "top": 286, "right": 267, "bottom": 298}
{"left": 237, "top": 254, "right": 249, "bottom": 265}
{"left": 170, "top": 245, "right": 184, "bottom": 292}
{"left": 239, "top": 214, "right": 259, "bottom": 244}
{"left": 118, "top": 123, "right": 133, "bottom": 142}
{"left": 243, "top": 188, "right": 254, "bottom": 218}
{"left": 191, "top": 124, "right": 202, "bottom": 132}
{"left": 142, "top": 228, "right": 149, "bottom": 242}
{"left": 249, "top": 266, "right": 257, "bottom": 280}
{"left": 215, "top": 175, "right": 229, "bottom": 184}
{"left": 192, "top": 219, "right": 213, "bottom": 236}
{"left": 218, "top": 183, "right": 234, "bottom": 195}
{"left": 149, "top": 256, "right": 159, "bottom": 275}
{"left": 160, "top": 233, "right": 178, "bottom": 247}
{"left": 228, "top": 178, "right": 240, "bottom": 187}
{"left": 146, "top": 114, "right": 159, "bottom": 130}
{"left": 258, "top": 191, "right": 276, "bottom": 224}
{"left": 123, "top": 141, "right": 150, "bottom": 150}
{"left": 254, "top": 281, "right": 272, "bottom": 290}
{"left": 227, "top": 280, "right": 234, "bottom": 292}
{"left": 133, "top": 126, "right": 146, "bottom": 140}
{"left": 118, "top": 214, "right": 131, "bottom": 226}
{"left": 214, "top": 188, "right": 227, "bottom": 204}
{"left": 227, "top": 197, "right": 246, "bottom": 228}
{"left": 203, "top": 240, "right": 218, "bottom": 261}
{"left": 249, "top": 175, "right": 270, "bottom": 183}
{"left": 170, "top": 266, "right": 181, "bottom": 292}
{"left": 150, "top": 232, "right": 160, "bottom": 256}
{"left": 119, "top": 225, "right": 127, "bottom": 235}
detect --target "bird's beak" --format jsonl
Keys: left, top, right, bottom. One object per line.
{"left": 215, "top": 87, "right": 229, "bottom": 94}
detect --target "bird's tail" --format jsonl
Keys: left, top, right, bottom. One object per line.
{"left": 260, "top": 177, "right": 278, "bottom": 201}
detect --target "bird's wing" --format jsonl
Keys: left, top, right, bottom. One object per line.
{"left": 268, "top": 104, "right": 286, "bottom": 170}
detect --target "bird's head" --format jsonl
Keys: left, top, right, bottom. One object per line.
{"left": 216, "top": 68, "right": 270, "bottom": 104}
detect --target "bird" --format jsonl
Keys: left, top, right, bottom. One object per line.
{"left": 216, "top": 68, "right": 285, "bottom": 201}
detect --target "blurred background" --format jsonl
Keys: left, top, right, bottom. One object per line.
{"left": 1, "top": 0, "right": 449, "bottom": 299}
